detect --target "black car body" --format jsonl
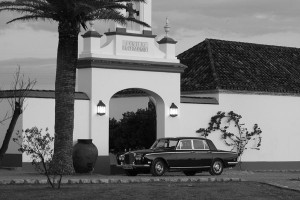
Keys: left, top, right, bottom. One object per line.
{"left": 117, "top": 137, "right": 238, "bottom": 176}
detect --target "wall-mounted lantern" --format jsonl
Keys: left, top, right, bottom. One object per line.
{"left": 170, "top": 103, "right": 178, "bottom": 117}
{"left": 97, "top": 100, "right": 106, "bottom": 116}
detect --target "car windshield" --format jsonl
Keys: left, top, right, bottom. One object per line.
{"left": 150, "top": 139, "right": 178, "bottom": 150}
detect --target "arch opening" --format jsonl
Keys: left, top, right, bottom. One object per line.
{"left": 108, "top": 88, "right": 165, "bottom": 172}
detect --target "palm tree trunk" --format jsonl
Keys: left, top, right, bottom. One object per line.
{"left": 52, "top": 21, "right": 80, "bottom": 174}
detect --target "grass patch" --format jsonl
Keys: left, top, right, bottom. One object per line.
{"left": 0, "top": 182, "right": 299, "bottom": 200}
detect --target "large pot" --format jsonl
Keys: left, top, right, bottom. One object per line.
{"left": 72, "top": 139, "right": 98, "bottom": 173}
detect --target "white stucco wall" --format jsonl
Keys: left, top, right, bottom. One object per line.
{"left": 20, "top": 95, "right": 151, "bottom": 162}
{"left": 180, "top": 92, "right": 300, "bottom": 162}
{"left": 78, "top": 67, "right": 181, "bottom": 156}
{"left": 22, "top": 98, "right": 90, "bottom": 162}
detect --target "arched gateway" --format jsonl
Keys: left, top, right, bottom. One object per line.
{"left": 76, "top": 0, "right": 186, "bottom": 174}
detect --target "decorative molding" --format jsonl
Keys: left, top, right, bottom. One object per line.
{"left": 0, "top": 90, "right": 90, "bottom": 100}
{"left": 143, "top": 30, "right": 153, "bottom": 35}
{"left": 105, "top": 31, "right": 157, "bottom": 38}
{"left": 116, "top": 27, "right": 127, "bottom": 33}
{"left": 181, "top": 96, "right": 219, "bottom": 105}
{"left": 77, "top": 58, "right": 187, "bottom": 73}
{"left": 182, "top": 89, "right": 300, "bottom": 97}
{"left": 219, "top": 89, "right": 300, "bottom": 97}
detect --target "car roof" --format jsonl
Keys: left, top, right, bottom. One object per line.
{"left": 157, "top": 137, "right": 210, "bottom": 141}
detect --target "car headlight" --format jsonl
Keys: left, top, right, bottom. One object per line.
{"left": 135, "top": 154, "right": 142, "bottom": 161}
{"left": 118, "top": 155, "right": 125, "bottom": 161}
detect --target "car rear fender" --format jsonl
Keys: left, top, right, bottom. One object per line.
{"left": 212, "top": 158, "right": 225, "bottom": 167}
{"left": 212, "top": 152, "right": 238, "bottom": 166}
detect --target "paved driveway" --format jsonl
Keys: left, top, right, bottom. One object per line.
{"left": 0, "top": 168, "right": 299, "bottom": 191}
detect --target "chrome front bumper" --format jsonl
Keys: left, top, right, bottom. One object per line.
{"left": 117, "top": 164, "right": 150, "bottom": 170}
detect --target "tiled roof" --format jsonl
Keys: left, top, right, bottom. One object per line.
{"left": 158, "top": 37, "right": 177, "bottom": 44}
{"left": 82, "top": 30, "right": 102, "bottom": 38}
{"left": 178, "top": 39, "right": 300, "bottom": 94}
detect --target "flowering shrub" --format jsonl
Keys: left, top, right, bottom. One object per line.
{"left": 13, "top": 127, "right": 64, "bottom": 189}
{"left": 197, "top": 111, "right": 262, "bottom": 169}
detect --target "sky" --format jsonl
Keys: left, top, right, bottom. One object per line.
{"left": 1, "top": 0, "right": 300, "bottom": 89}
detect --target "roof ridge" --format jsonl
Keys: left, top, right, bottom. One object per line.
{"left": 205, "top": 39, "right": 220, "bottom": 89}
{"left": 205, "top": 38, "right": 300, "bottom": 50}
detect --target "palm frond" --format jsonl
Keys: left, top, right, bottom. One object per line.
{"left": 6, "top": 15, "right": 54, "bottom": 24}
{"left": 125, "top": 17, "right": 150, "bottom": 27}
{"left": 0, "top": 0, "right": 58, "bottom": 22}
{"left": 87, "top": 8, "right": 127, "bottom": 25}
{"left": 0, "top": 0, "right": 150, "bottom": 28}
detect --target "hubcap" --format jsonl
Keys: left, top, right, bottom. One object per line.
{"left": 155, "top": 163, "right": 164, "bottom": 174}
{"left": 213, "top": 162, "right": 222, "bottom": 173}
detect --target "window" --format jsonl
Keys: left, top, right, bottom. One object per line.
{"left": 151, "top": 139, "right": 178, "bottom": 149}
{"left": 193, "top": 140, "right": 209, "bottom": 150}
{"left": 177, "top": 140, "right": 192, "bottom": 150}
{"left": 168, "top": 140, "right": 178, "bottom": 149}
{"left": 203, "top": 140, "right": 209, "bottom": 150}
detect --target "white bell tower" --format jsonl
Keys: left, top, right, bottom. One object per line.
{"left": 113, "top": 0, "right": 152, "bottom": 34}
{"left": 79, "top": 0, "right": 179, "bottom": 63}
{"left": 77, "top": 0, "right": 186, "bottom": 174}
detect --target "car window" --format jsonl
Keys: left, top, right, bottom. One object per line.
{"left": 151, "top": 139, "right": 178, "bottom": 149}
{"left": 177, "top": 140, "right": 192, "bottom": 150}
{"left": 168, "top": 140, "right": 178, "bottom": 149}
{"left": 155, "top": 140, "right": 166, "bottom": 148}
{"left": 203, "top": 140, "right": 209, "bottom": 150}
{"left": 193, "top": 140, "right": 204, "bottom": 149}
{"left": 193, "top": 139, "right": 209, "bottom": 150}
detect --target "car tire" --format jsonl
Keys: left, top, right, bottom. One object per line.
{"left": 183, "top": 171, "right": 197, "bottom": 176}
{"left": 125, "top": 170, "right": 138, "bottom": 176}
{"left": 209, "top": 160, "right": 223, "bottom": 175}
{"left": 151, "top": 159, "right": 166, "bottom": 176}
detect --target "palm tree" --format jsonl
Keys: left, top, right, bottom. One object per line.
{"left": 0, "top": 0, "right": 149, "bottom": 174}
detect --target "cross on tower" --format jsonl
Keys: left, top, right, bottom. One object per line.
{"left": 126, "top": 3, "right": 139, "bottom": 19}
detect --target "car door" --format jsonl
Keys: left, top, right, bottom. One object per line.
{"left": 192, "top": 139, "right": 213, "bottom": 168}
{"left": 168, "top": 139, "right": 194, "bottom": 168}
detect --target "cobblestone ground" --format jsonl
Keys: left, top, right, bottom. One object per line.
{"left": 0, "top": 168, "right": 299, "bottom": 191}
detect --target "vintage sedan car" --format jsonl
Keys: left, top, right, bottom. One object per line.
{"left": 117, "top": 137, "right": 238, "bottom": 176}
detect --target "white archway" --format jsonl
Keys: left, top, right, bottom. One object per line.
{"left": 77, "top": 64, "right": 183, "bottom": 174}
{"left": 75, "top": 0, "right": 186, "bottom": 174}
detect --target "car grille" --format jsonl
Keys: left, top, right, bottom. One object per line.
{"left": 124, "top": 153, "right": 135, "bottom": 164}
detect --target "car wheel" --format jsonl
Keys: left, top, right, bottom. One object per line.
{"left": 151, "top": 159, "right": 166, "bottom": 176}
{"left": 125, "top": 170, "right": 138, "bottom": 176}
{"left": 209, "top": 160, "right": 223, "bottom": 175}
{"left": 183, "top": 171, "right": 197, "bottom": 176}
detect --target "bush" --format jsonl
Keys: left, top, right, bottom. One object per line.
{"left": 197, "top": 111, "right": 262, "bottom": 169}
{"left": 13, "top": 127, "right": 64, "bottom": 189}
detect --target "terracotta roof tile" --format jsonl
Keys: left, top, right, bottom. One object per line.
{"left": 178, "top": 39, "right": 300, "bottom": 94}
